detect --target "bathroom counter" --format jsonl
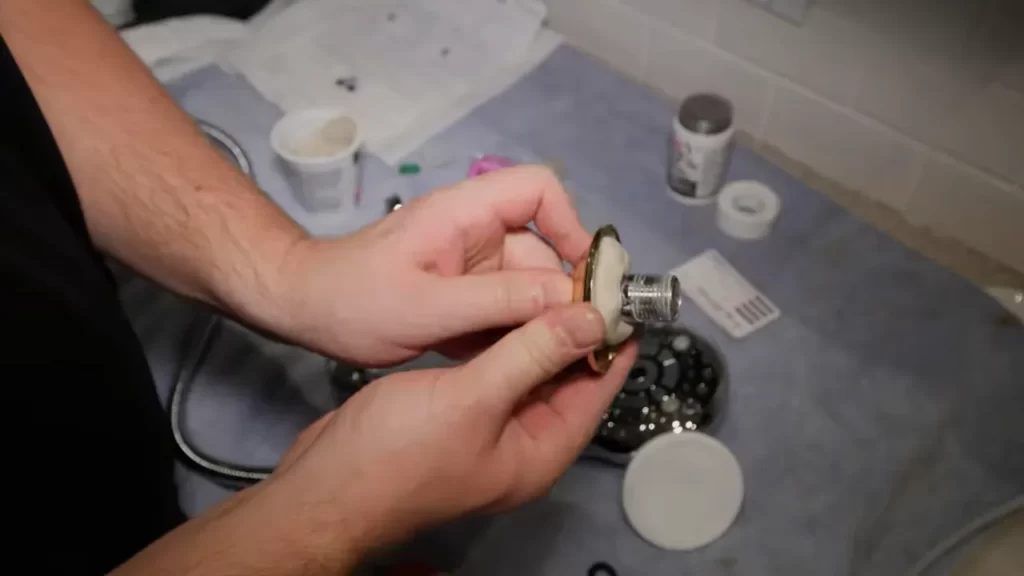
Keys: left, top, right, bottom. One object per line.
{"left": 119, "top": 46, "right": 1024, "bottom": 575}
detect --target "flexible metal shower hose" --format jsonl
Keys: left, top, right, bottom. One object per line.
{"left": 170, "top": 313, "right": 273, "bottom": 485}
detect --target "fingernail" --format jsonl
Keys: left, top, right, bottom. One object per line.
{"left": 562, "top": 306, "right": 605, "bottom": 349}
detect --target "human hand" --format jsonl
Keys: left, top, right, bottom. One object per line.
{"left": 275, "top": 165, "right": 592, "bottom": 366}
{"left": 266, "top": 304, "right": 637, "bottom": 563}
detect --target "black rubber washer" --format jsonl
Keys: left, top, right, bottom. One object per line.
{"left": 588, "top": 561, "right": 619, "bottom": 576}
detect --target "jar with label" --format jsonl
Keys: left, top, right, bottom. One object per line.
{"left": 667, "top": 93, "right": 735, "bottom": 205}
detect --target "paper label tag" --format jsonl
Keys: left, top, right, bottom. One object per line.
{"left": 671, "top": 250, "right": 780, "bottom": 338}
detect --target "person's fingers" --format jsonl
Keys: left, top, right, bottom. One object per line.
{"left": 504, "top": 342, "right": 635, "bottom": 497}
{"left": 424, "top": 268, "right": 574, "bottom": 337}
{"left": 433, "top": 328, "right": 507, "bottom": 362}
{"left": 453, "top": 303, "right": 606, "bottom": 414}
{"left": 511, "top": 342, "right": 635, "bottom": 451}
{"left": 430, "top": 164, "right": 592, "bottom": 264}
{"left": 502, "top": 229, "right": 564, "bottom": 271}
{"left": 545, "top": 341, "right": 637, "bottom": 450}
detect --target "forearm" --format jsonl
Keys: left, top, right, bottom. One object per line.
{"left": 111, "top": 482, "right": 363, "bottom": 576}
{"left": 0, "top": 0, "right": 305, "bottom": 324}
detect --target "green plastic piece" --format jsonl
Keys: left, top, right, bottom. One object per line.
{"left": 398, "top": 163, "right": 421, "bottom": 175}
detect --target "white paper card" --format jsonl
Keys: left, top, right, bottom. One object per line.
{"left": 222, "top": 0, "right": 550, "bottom": 160}
{"left": 671, "top": 250, "right": 780, "bottom": 338}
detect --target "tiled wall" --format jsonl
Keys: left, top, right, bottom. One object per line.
{"left": 545, "top": 0, "right": 1024, "bottom": 274}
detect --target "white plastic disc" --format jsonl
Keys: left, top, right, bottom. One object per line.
{"left": 622, "top": 432, "right": 744, "bottom": 551}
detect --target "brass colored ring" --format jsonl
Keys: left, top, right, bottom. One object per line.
{"left": 572, "top": 225, "right": 621, "bottom": 373}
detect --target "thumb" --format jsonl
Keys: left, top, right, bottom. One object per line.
{"left": 427, "top": 269, "right": 574, "bottom": 337}
{"left": 453, "top": 303, "right": 606, "bottom": 413}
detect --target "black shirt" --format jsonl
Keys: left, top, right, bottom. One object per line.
{"left": 1, "top": 38, "right": 184, "bottom": 572}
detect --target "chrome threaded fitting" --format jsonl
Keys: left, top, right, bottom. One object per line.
{"left": 572, "top": 224, "right": 686, "bottom": 373}
{"left": 621, "top": 274, "right": 682, "bottom": 324}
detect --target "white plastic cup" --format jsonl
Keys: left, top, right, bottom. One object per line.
{"left": 271, "top": 108, "right": 362, "bottom": 212}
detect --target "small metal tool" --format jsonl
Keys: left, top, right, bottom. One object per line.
{"left": 385, "top": 194, "right": 404, "bottom": 213}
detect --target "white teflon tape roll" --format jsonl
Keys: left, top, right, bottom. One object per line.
{"left": 716, "top": 180, "right": 781, "bottom": 240}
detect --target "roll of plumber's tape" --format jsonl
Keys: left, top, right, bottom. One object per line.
{"left": 716, "top": 180, "right": 781, "bottom": 240}
{"left": 622, "top": 432, "right": 744, "bottom": 551}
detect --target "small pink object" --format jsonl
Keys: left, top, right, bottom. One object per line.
{"left": 467, "top": 154, "right": 514, "bottom": 177}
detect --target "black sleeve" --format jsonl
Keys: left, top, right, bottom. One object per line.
{"left": 0, "top": 35, "right": 186, "bottom": 574}
{"left": 131, "top": 0, "right": 273, "bottom": 25}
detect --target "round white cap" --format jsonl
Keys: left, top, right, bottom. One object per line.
{"left": 622, "top": 432, "right": 744, "bottom": 551}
